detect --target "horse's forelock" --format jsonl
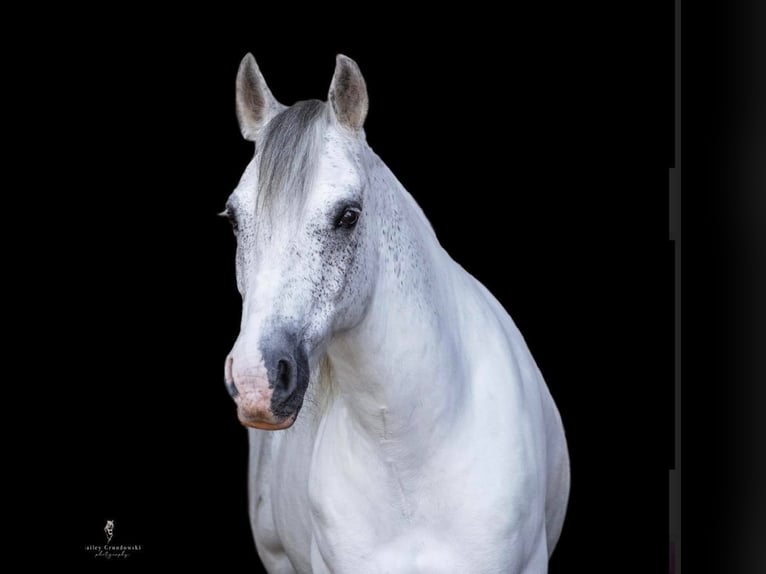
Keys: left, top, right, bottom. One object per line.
{"left": 256, "top": 99, "right": 327, "bottom": 221}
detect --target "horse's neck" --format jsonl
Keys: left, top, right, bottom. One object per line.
{"left": 325, "top": 158, "right": 468, "bottom": 452}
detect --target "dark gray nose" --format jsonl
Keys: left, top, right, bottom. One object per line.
{"left": 261, "top": 330, "right": 309, "bottom": 419}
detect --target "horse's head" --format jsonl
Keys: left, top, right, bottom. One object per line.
{"left": 222, "top": 54, "right": 376, "bottom": 430}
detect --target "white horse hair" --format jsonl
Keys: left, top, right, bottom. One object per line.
{"left": 222, "top": 53, "right": 570, "bottom": 573}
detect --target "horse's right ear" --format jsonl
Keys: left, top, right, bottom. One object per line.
{"left": 235, "top": 54, "right": 283, "bottom": 141}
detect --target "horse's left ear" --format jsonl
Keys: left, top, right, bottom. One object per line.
{"left": 328, "top": 55, "right": 368, "bottom": 131}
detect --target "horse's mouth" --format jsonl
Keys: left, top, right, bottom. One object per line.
{"left": 237, "top": 408, "right": 297, "bottom": 431}
{"left": 232, "top": 384, "right": 302, "bottom": 431}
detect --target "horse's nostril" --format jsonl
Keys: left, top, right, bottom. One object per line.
{"left": 226, "top": 357, "right": 239, "bottom": 399}
{"left": 276, "top": 358, "right": 295, "bottom": 395}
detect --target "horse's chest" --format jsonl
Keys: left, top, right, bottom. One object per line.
{"left": 303, "top": 437, "right": 519, "bottom": 572}
{"left": 253, "top": 402, "right": 534, "bottom": 572}
{"left": 251, "top": 425, "right": 398, "bottom": 571}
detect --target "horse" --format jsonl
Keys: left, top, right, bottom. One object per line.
{"left": 221, "top": 53, "right": 570, "bottom": 573}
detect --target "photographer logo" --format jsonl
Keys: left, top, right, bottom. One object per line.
{"left": 84, "top": 518, "right": 143, "bottom": 560}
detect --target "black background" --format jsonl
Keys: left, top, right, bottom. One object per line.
{"left": 19, "top": 6, "right": 681, "bottom": 572}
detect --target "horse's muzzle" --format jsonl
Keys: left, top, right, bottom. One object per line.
{"left": 225, "top": 331, "right": 309, "bottom": 430}
{"left": 237, "top": 388, "right": 298, "bottom": 430}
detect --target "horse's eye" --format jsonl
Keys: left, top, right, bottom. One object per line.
{"left": 337, "top": 207, "right": 360, "bottom": 229}
{"left": 219, "top": 208, "right": 239, "bottom": 234}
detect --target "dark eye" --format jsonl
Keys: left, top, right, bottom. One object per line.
{"left": 336, "top": 207, "right": 360, "bottom": 229}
